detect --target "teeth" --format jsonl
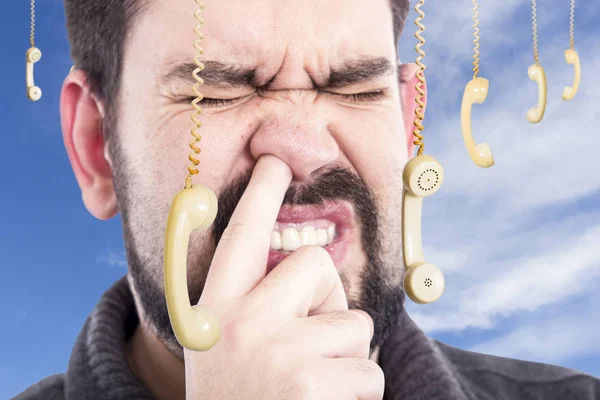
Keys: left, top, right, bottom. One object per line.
{"left": 271, "top": 222, "right": 336, "bottom": 252}
{"left": 270, "top": 231, "right": 282, "bottom": 250}
{"left": 316, "top": 229, "right": 328, "bottom": 246}
{"left": 282, "top": 228, "right": 301, "bottom": 251}
{"left": 300, "top": 226, "right": 319, "bottom": 246}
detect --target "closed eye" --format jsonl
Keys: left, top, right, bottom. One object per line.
{"left": 181, "top": 89, "right": 387, "bottom": 108}
{"left": 328, "top": 89, "right": 387, "bottom": 102}
{"left": 181, "top": 97, "right": 238, "bottom": 107}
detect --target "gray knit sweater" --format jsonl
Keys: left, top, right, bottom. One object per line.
{"left": 13, "top": 277, "right": 600, "bottom": 400}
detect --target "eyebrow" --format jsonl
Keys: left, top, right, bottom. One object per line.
{"left": 160, "top": 56, "right": 394, "bottom": 90}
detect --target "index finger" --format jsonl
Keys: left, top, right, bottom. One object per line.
{"left": 199, "top": 155, "right": 293, "bottom": 303}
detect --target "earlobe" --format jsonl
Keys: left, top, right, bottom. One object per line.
{"left": 398, "top": 63, "right": 427, "bottom": 158}
{"left": 60, "top": 70, "right": 118, "bottom": 220}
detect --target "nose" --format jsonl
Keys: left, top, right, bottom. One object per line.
{"left": 249, "top": 90, "right": 339, "bottom": 181}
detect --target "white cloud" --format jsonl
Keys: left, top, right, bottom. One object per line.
{"left": 412, "top": 223, "right": 600, "bottom": 330}
{"left": 467, "top": 289, "right": 600, "bottom": 365}
{"left": 400, "top": 0, "right": 600, "bottom": 367}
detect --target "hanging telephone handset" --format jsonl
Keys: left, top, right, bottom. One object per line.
{"left": 527, "top": 0, "right": 547, "bottom": 124}
{"left": 461, "top": 78, "right": 493, "bottom": 167}
{"left": 562, "top": 1, "right": 580, "bottom": 101}
{"left": 562, "top": 49, "right": 580, "bottom": 101}
{"left": 26, "top": 48, "right": 42, "bottom": 101}
{"left": 402, "top": 155, "right": 446, "bottom": 304}
{"left": 163, "top": 0, "right": 222, "bottom": 351}
{"left": 460, "top": 0, "right": 494, "bottom": 168}
{"left": 527, "top": 64, "right": 547, "bottom": 124}
{"left": 402, "top": 0, "right": 445, "bottom": 304}
{"left": 26, "top": 0, "right": 42, "bottom": 101}
{"left": 164, "top": 184, "right": 220, "bottom": 351}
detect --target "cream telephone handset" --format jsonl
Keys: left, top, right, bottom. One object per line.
{"left": 26, "top": 47, "right": 42, "bottom": 101}
{"left": 402, "top": 0, "right": 445, "bottom": 304}
{"left": 562, "top": 0, "right": 580, "bottom": 101}
{"left": 163, "top": 0, "right": 222, "bottom": 351}
{"left": 402, "top": 155, "right": 445, "bottom": 304}
{"left": 562, "top": 49, "right": 580, "bottom": 101}
{"left": 460, "top": 0, "right": 494, "bottom": 168}
{"left": 26, "top": 0, "right": 42, "bottom": 101}
{"left": 526, "top": 0, "right": 547, "bottom": 124}
{"left": 164, "top": 184, "right": 220, "bottom": 350}
{"left": 527, "top": 64, "right": 547, "bottom": 123}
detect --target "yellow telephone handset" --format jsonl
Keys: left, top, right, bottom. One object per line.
{"left": 527, "top": 0, "right": 546, "bottom": 124}
{"left": 403, "top": 0, "right": 445, "bottom": 304}
{"left": 26, "top": 47, "right": 42, "bottom": 101}
{"left": 163, "top": 0, "right": 221, "bottom": 352}
{"left": 561, "top": 48, "right": 580, "bottom": 101}
{"left": 402, "top": 155, "right": 446, "bottom": 304}
{"left": 461, "top": 78, "right": 494, "bottom": 168}
{"left": 526, "top": 64, "right": 547, "bottom": 124}
{"left": 164, "top": 184, "right": 221, "bottom": 351}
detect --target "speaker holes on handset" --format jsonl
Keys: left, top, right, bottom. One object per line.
{"left": 424, "top": 278, "right": 433, "bottom": 287}
{"left": 417, "top": 169, "right": 440, "bottom": 191}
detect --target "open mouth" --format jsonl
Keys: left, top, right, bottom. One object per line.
{"left": 266, "top": 202, "right": 354, "bottom": 273}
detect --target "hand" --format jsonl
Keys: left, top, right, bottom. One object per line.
{"left": 184, "top": 155, "right": 384, "bottom": 400}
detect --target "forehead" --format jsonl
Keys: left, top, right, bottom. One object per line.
{"left": 129, "top": 0, "right": 396, "bottom": 80}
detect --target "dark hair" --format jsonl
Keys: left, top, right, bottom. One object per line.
{"left": 64, "top": 0, "right": 410, "bottom": 139}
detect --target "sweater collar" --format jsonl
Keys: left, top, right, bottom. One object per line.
{"left": 378, "top": 308, "right": 468, "bottom": 400}
{"left": 64, "top": 276, "right": 466, "bottom": 400}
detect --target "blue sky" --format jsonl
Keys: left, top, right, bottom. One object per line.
{"left": 1, "top": 0, "right": 599, "bottom": 398}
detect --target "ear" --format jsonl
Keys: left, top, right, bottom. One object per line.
{"left": 60, "top": 69, "right": 118, "bottom": 220}
{"left": 398, "top": 63, "right": 427, "bottom": 158}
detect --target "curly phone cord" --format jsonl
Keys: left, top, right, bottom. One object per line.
{"left": 186, "top": 0, "right": 206, "bottom": 189}
{"left": 30, "top": 0, "right": 35, "bottom": 47}
{"left": 472, "top": 0, "right": 480, "bottom": 79}
{"left": 413, "top": 0, "right": 426, "bottom": 156}
{"left": 532, "top": 0, "right": 539, "bottom": 65}
{"left": 569, "top": 0, "right": 575, "bottom": 49}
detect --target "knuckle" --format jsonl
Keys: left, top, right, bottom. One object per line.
{"left": 349, "top": 311, "right": 373, "bottom": 341}
{"left": 221, "top": 316, "right": 255, "bottom": 352}
{"left": 328, "top": 310, "right": 363, "bottom": 327}
{"left": 263, "top": 345, "right": 279, "bottom": 367}
{"left": 288, "top": 366, "right": 318, "bottom": 399}
{"left": 349, "top": 359, "right": 384, "bottom": 381}
{"left": 262, "top": 336, "right": 287, "bottom": 367}
{"left": 327, "top": 311, "right": 369, "bottom": 337}
{"left": 219, "top": 222, "right": 248, "bottom": 243}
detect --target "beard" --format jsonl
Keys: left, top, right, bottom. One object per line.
{"left": 108, "top": 128, "right": 406, "bottom": 359}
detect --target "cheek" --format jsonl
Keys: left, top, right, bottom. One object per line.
{"left": 141, "top": 106, "right": 255, "bottom": 198}
{"left": 333, "top": 107, "right": 407, "bottom": 195}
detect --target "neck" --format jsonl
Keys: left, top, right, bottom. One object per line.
{"left": 126, "top": 323, "right": 186, "bottom": 400}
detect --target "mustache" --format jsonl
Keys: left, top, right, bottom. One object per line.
{"left": 211, "top": 163, "right": 378, "bottom": 247}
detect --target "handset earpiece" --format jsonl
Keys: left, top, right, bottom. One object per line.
{"left": 461, "top": 78, "right": 494, "bottom": 168}
{"left": 26, "top": 47, "right": 42, "bottom": 101}
{"left": 562, "top": 48, "right": 580, "bottom": 101}
{"left": 164, "top": 184, "right": 221, "bottom": 351}
{"left": 402, "top": 155, "right": 445, "bottom": 304}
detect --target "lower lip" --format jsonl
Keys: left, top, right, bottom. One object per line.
{"left": 266, "top": 229, "right": 351, "bottom": 274}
